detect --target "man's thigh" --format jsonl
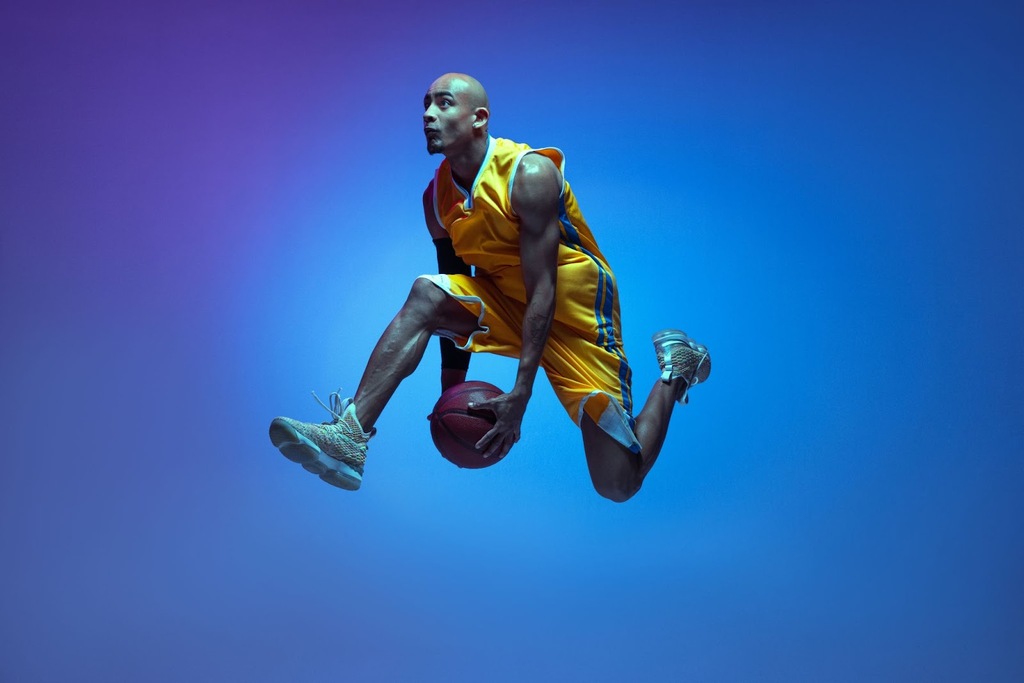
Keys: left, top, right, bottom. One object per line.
{"left": 417, "top": 273, "right": 525, "bottom": 357}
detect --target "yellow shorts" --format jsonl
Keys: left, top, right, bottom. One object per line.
{"left": 419, "top": 269, "right": 640, "bottom": 453}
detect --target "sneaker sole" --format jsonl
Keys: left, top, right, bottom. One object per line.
{"left": 269, "top": 419, "right": 363, "bottom": 491}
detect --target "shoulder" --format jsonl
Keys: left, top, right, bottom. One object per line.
{"left": 512, "top": 153, "right": 562, "bottom": 207}
{"left": 511, "top": 153, "right": 563, "bottom": 225}
{"left": 517, "top": 152, "right": 559, "bottom": 177}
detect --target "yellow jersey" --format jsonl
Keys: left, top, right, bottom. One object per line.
{"left": 427, "top": 136, "right": 637, "bottom": 442}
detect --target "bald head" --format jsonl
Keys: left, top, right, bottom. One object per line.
{"left": 423, "top": 73, "right": 491, "bottom": 156}
{"left": 430, "top": 73, "right": 489, "bottom": 110}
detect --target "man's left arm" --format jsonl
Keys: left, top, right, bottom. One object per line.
{"left": 472, "top": 153, "right": 562, "bottom": 458}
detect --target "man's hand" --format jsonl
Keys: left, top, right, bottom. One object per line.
{"left": 468, "top": 390, "right": 530, "bottom": 459}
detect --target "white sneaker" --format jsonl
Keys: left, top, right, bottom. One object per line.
{"left": 652, "top": 329, "right": 711, "bottom": 404}
{"left": 269, "top": 392, "right": 375, "bottom": 490}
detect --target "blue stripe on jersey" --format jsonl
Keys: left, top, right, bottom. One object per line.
{"left": 557, "top": 201, "right": 634, "bottom": 417}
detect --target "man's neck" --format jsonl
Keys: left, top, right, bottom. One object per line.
{"left": 446, "top": 135, "right": 490, "bottom": 189}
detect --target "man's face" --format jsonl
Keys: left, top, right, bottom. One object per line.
{"left": 423, "top": 79, "right": 476, "bottom": 155}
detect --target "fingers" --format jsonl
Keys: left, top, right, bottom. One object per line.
{"left": 475, "top": 425, "right": 520, "bottom": 458}
{"left": 475, "top": 427, "right": 500, "bottom": 455}
{"left": 468, "top": 392, "right": 523, "bottom": 458}
{"left": 468, "top": 391, "right": 511, "bottom": 412}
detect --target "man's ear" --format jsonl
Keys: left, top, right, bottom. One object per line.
{"left": 472, "top": 107, "right": 490, "bottom": 130}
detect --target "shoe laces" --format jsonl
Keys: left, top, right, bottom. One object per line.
{"left": 311, "top": 389, "right": 347, "bottom": 423}
{"left": 310, "top": 390, "right": 375, "bottom": 439}
{"left": 678, "top": 350, "right": 709, "bottom": 404}
{"left": 658, "top": 340, "right": 708, "bottom": 404}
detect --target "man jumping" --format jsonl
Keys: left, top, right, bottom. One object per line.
{"left": 269, "top": 73, "right": 711, "bottom": 502}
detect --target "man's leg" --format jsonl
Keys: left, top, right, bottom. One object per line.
{"left": 581, "top": 376, "right": 688, "bottom": 503}
{"left": 353, "top": 277, "right": 480, "bottom": 430}
{"left": 270, "top": 277, "right": 480, "bottom": 490}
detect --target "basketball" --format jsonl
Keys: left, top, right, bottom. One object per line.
{"left": 428, "top": 381, "right": 505, "bottom": 469}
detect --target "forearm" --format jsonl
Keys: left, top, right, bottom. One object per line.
{"left": 441, "top": 369, "right": 466, "bottom": 390}
{"left": 440, "top": 336, "right": 470, "bottom": 390}
{"left": 512, "top": 286, "right": 555, "bottom": 397}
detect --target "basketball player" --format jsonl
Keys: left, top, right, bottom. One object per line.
{"left": 269, "top": 73, "right": 711, "bottom": 502}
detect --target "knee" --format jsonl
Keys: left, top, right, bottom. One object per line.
{"left": 405, "top": 277, "right": 447, "bottom": 318}
{"left": 592, "top": 477, "right": 640, "bottom": 504}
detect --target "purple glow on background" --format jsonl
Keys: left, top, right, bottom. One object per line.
{"left": 2, "top": 1, "right": 1022, "bottom": 680}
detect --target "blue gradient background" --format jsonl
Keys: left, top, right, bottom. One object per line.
{"left": 2, "top": 1, "right": 1022, "bottom": 681}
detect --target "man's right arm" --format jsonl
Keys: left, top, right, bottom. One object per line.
{"left": 423, "top": 182, "right": 472, "bottom": 391}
